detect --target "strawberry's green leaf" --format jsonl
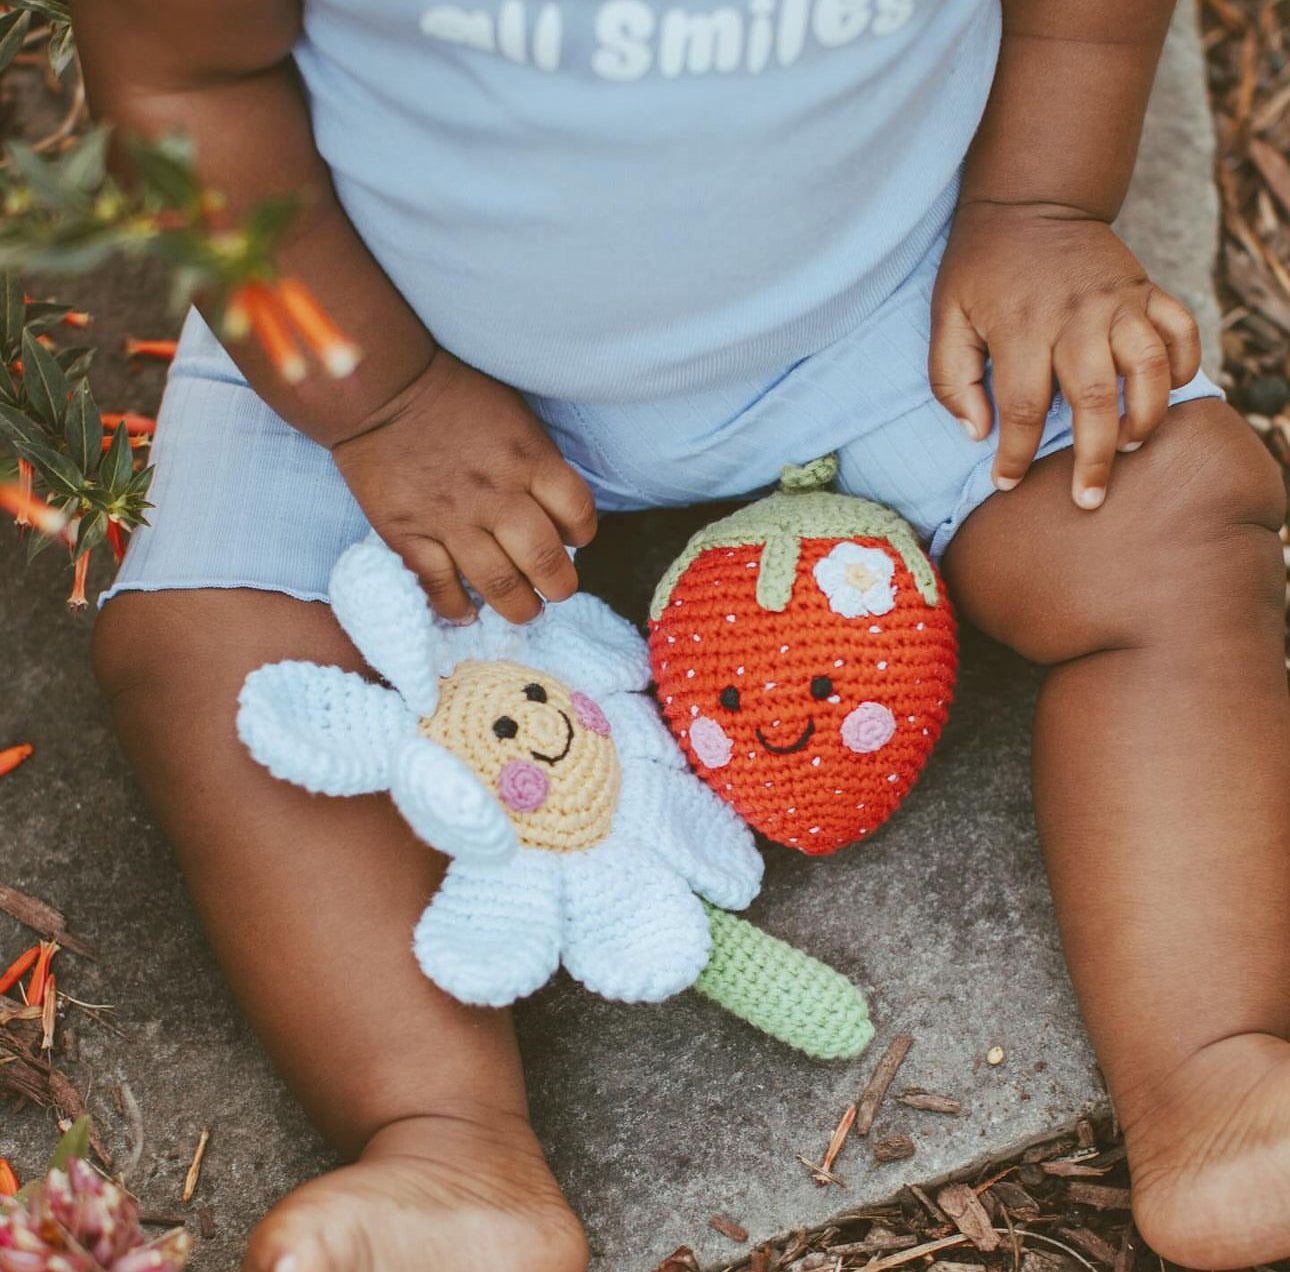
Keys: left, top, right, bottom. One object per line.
{"left": 0, "top": 9, "right": 31, "bottom": 74}
{"left": 100, "top": 424, "right": 132, "bottom": 495}
{"left": 59, "top": 126, "right": 108, "bottom": 196}
{"left": 63, "top": 381, "right": 99, "bottom": 475}
{"left": 46, "top": 21, "right": 75, "bottom": 76}
{"left": 48, "top": 1116, "right": 91, "bottom": 1172}
{"left": 20, "top": 328, "right": 68, "bottom": 428}
{"left": 75, "top": 508, "right": 105, "bottom": 559}
{"left": 0, "top": 273, "right": 23, "bottom": 354}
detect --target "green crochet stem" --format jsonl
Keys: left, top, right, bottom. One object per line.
{"left": 694, "top": 902, "right": 874, "bottom": 1061}
{"left": 648, "top": 453, "right": 939, "bottom": 621}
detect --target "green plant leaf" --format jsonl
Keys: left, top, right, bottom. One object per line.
{"left": 46, "top": 21, "right": 75, "bottom": 76}
{"left": 125, "top": 133, "right": 200, "bottom": 208}
{"left": 59, "top": 126, "right": 108, "bottom": 196}
{"left": 47, "top": 1115, "right": 92, "bottom": 1172}
{"left": 14, "top": 434, "right": 82, "bottom": 497}
{"left": 99, "top": 423, "right": 132, "bottom": 495}
{"left": 63, "top": 380, "right": 99, "bottom": 475}
{"left": 125, "top": 463, "right": 154, "bottom": 498}
{"left": 0, "top": 9, "right": 31, "bottom": 74}
{"left": 0, "top": 273, "right": 23, "bottom": 353}
{"left": 6, "top": 141, "right": 89, "bottom": 215}
{"left": 26, "top": 525, "right": 57, "bottom": 561}
{"left": 0, "top": 401, "right": 47, "bottom": 447}
{"left": 20, "top": 328, "right": 68, "bottom": 428}
{"left": 75, "top": 508, "right": 105, "bottom": 558}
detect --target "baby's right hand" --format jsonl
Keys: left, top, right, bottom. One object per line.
{"left": 332, "top": 351, "right": 598, "bottom": 624}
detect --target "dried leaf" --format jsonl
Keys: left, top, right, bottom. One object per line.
{"left": 872, "top": 1134, "right": 916, "bottom": 1163}
{"left": 935, "top": 1183, "right": 1000, "bottom": 1253}
{"left": 1249, "top": 137, "right": 1290, "bottom": 217}
{"left": 708, "top": 1214, "right": 748, "bottom": 1243}
{"left": 650, "top": 1248, "right": 700, "bottom": 1272}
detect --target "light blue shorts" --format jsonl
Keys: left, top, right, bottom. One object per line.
{"left": 102, "top": 232, "right": 1222, "bottom": 607}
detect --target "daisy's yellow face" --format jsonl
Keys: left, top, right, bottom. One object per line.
{"left": 419, "top": 659, "right": 620, "bottom": 853}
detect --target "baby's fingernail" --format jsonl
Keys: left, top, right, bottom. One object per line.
{"left": 993, "top": 473, "right": 1019, "bottom": 492}
{"left": 1118, "top": 439, "right": 1143, "bottom": 453}
{"left": 957, "top": 416, "right": 982, "bottom": 441}
{"left": 1075, "top": 485, "right": 1105, "bottom": 510}
{"left": 274, "top": 1256, "right": 299, "bottom": 1272}
{"left": 450, "top": 609, "right": 478, "bottom": 627}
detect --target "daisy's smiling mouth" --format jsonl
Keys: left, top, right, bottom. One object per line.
{"left": 756, "top": 719, "right": 815, "bottom": 755}
{"left": 530, "top": 710, "right": 574, "bottom": 766}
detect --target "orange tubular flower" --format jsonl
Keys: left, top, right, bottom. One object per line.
{"left": 25, "top": 940, "right": 58, "bottom": 1007}
{"left": 101, "top": 412, "right": 156, "bottom": 435}
{"left": 106, "top": 518, "right": 126, "bottom": 565}
{"left": 0, "top": 1159, "right": 19, "bottom": 1197}
{"left": 274, "top": 278, "right": 361, "bottom": 378}
{"left": 239, "top": 282, "right": 306, "bottom": 384}
{"left": 15, "top": 458, "right": 33, "bottom": 528}
{"left": 0, "top": 943, "right": 39, "bottom": 994}
{"left": 0, "top": 744, "right": 34, "bottom": 779}
{"left": 124, "top": 338, "right": 178, "bottom": 361}
{"left": 0, "top": 485, "right": 73, "bottom": 543}
{"left": 67, "top": 553, "right": 89, "bottom": 611}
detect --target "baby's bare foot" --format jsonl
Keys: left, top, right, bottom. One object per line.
{"left": 241, "top": 1108, "right": 588, "bottom": 1272}
{"left": 1127, "top": 1032, "right": 1290, "bottom": 1268}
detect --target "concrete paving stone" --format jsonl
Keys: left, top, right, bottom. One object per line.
{"left": 0, "top": 5, "right": 1221, "bottom": 1269}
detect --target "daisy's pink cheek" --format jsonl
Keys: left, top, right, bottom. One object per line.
{"left": 498, "top": 759, "right": 549, "bottom": 812}
{"left": 840, "top": 701, "right": 896, "bottom": 753}
{"left": 690, "top": 714, "right": 733, "bottom": 769}
{"left": 570, "top": 690, "right": 611, "bottom": 736}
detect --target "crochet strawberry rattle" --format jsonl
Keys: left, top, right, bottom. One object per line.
{"left": 237, "top": 535, "right": 873, "bottom": 1060}
{"left": 649, "top": 455, "right": 958, "bottom": 854}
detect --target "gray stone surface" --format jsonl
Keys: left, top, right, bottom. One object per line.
{"left": 0, "top": 6, "right": 1221, "bottom": 1271}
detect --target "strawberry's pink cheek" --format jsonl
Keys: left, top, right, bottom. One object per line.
{"left": 840, "top": 701, "right": 896, "bottom": 753}
{"left": 690, "top": 714, "right": 733, "bottom": 769}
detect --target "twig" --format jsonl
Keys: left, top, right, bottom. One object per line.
{"left": 0, "top": 884, "right": 98, "bottom": 960}
{"left": 181, "top": 1128, "right": 210, "bottom": 1203}
{"left": 115, "top": 1081, "right": 145, "bottom": 1180}
{"left": 854, "top": 1035, "right": 913, "bottom": 1136}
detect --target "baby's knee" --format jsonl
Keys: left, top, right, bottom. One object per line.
{"left": 1133, "top": 401, "right": 1284, "bottom": 614}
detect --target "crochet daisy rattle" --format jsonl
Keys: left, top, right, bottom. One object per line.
{"left": 237, "top": 535, "right": 873, "bottom": 1060}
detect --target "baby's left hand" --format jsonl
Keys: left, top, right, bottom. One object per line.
{"left": 929, "top": 202, "right": 1202, "bottom": 508}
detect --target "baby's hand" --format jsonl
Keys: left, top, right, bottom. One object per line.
{"left": 929, "top": 203, "right": 1201, "bottom": 508}
{"left": 332, "top": 351, "right": 597, "bottom": 624}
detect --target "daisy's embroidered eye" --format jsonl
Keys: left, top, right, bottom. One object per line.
{"left": 811, "top": 675, "right": 833, "bottom": 700}
{"left": 719, "top": 685, "right": 740, "bottom": 711}
{"left": 523, "top": 683, "right": 547, "bottom": 703}
{"left": 493, "top": 715, "right": 519, "bottom": 740}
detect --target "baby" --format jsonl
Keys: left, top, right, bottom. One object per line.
{"left": 72, "top": 0, "right": 1290, "bottom": 1268}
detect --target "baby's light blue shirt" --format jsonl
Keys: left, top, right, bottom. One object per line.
{"left": 294, "top": 0, "right": 1001, "bottom": 401}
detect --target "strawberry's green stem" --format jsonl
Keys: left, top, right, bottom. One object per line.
{"left": 694, "top": 902, "right": 874, "bottom": 1061}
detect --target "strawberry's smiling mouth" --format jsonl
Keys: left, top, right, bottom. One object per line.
{"left": 756, "top": 719, "right": 815, "bottom": 755}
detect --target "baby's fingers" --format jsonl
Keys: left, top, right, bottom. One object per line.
{"left": 1146, "top": 288, "right": 1202, "bottom": 388}
{"left": 990, "top": 339, "right": 1054, "bottom": 491}
{"left": 1111, "top": 313, "right": 1171, "bottom": 452}
{"left": 1054, "top": 334, "right": 1119, "bottom": 510}
{"left": 391, "top": 535, "right": 476, "bottom": 624}
{"left": 494, "top": 503, "right": 580, "bottom": 604}
{"left": 455, "top": 531, "right": 545, "bottom": 625}
{"left": 531, "top": 456, "right": 598, "bottom": 549}
{"left": 929, "top": 302, "right": 992, "bottom": 440}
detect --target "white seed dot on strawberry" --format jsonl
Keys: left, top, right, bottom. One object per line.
{"left": 828, "top": 694, "right": 841, "bottom": 704}
{"left": 747, "top": 752, "right": 756, "bottom": 759}
{"left": 834, "top": 658, "right": 844, "bottom": 667}
{"left": 674, "top": 599, "right": 683, "bottom": 606}
{"left": 686, "top": 669, "right": 695, "bottom": 678}
{"left": 736, "top": 666, "right": 745, "bottom": 675}
{"left": 869, "top": 625, "right": 881, "bottom": 634}
{"left": 877, "top": 660, "right": 888, "bottom": 670}
{"left": 787, "top": 806, "right": 795, "bottom": 813}
{"left": 916, "top": 622, "right": 925, "bottom": 630}
{"left": 692, "top": 633, "right": 701, "bottom": 641}
{"left": 888, "top": 774, "right": 898, "bottom": 782}
{"left": 746, "top": 562, "right": 756, "bottom": 570}
{"left": 907, "top": 715, "right": 916, "bottom": 722}
{"left": 725, "top": 614, "right": 736, "bottom": 623}
{"left": 690, "top": 705, "right": 699, "bottom": 716}
{"left": 772, "top": 719, "right": 780, "bottom": 727}
{"left": 779, "top": 644, "right": 789, "bottom": 653}
{"left": 811, "top": 756, "right": 821, "bottom": 767}
{"left": 765, "top": 681, "right": 776, "bottom": 690}
{"left": 809, "top": 826, "right": 820, "bottom": 834}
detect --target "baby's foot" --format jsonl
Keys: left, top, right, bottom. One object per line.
{"left": 241, "top": 1108, "right": 589, "bottom": 1272}
{"left": 1127, "top": 1032, "right": 1290, "bottom": 1268}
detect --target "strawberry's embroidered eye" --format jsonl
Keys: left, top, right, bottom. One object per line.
{"left": 719, "top": 685, "right": 740, "bottom": 711}
{"left": 524, "top": 683, "right": 547, "bottom": 703}
{"left": 493, "top": 715, "right": 519, "bottom": 739}
{"left": 811, "top": 676, "right": 833, "bottom": 700}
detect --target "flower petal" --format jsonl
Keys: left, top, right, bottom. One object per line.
{"left": 560, "top": 835, "right": 712, "bottom": 1002}
{"left": 619, "top": 760, "right": 763, "bottom": 910}
{"left": 522, "top": 592, "right": 651, "bottom": 697}
{"left": 328, "top": 534, "right": 449, "bottom": 716}
{"left": 413, "top": 851, "right": 561, "bottom": 1007}
{"left": 389, "top": 736, "right": 518, "bottom": 862}
{"left": 237, "top": 661, "right": 415, "bottom": 795}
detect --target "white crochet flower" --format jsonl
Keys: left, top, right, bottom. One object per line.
{"left": 812, "top": 542, "right": 897, "bottom": 617}
{"left": 237, "top": 536, "right": 762, "bottom": 1008}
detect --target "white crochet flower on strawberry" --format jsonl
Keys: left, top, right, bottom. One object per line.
{"left": 237, "top": 535, "right": 763, "bottom": 1009}
{"left": 812, "top": 542, "right": 897, "bottom": 617}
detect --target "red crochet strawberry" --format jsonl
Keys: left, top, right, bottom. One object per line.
{"left": 648, "top": 457, "right": 957, "bottom": 855}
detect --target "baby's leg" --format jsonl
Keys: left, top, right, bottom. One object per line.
{"left": 942, "top": 399, "right": 1289, "bottom": 1268}
{"left": 93, "top": 590, "right": 589, "bottom": 1272}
